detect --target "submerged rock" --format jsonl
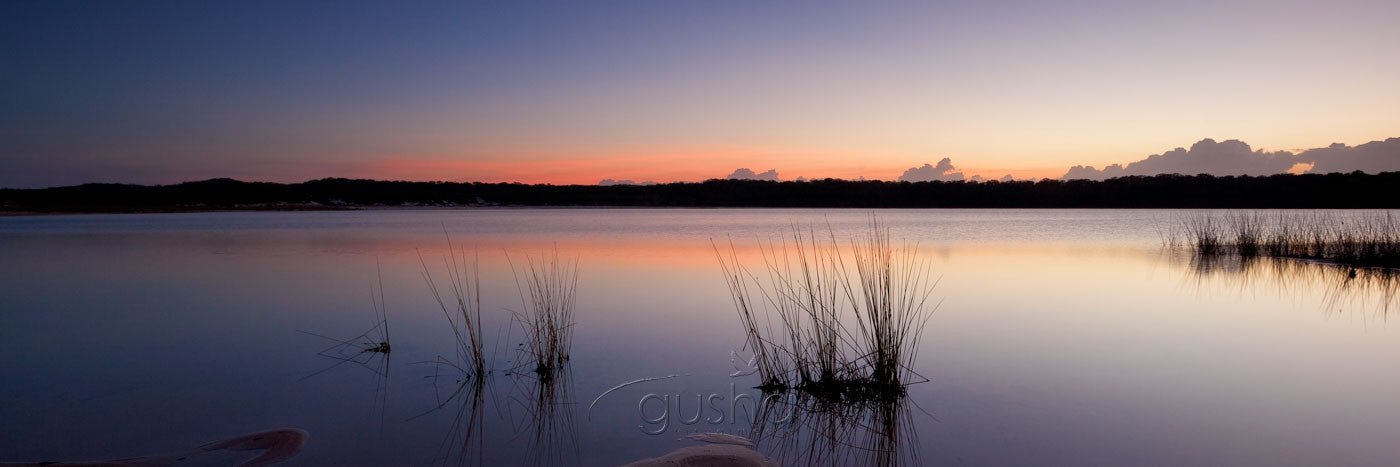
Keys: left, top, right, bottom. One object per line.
{"left": 623, "top": 433, "right": 773, "bottom": 467}
{"left": 683, "top": 432, "right": 754, "bottom": 447}
{"left": 1, "top": 428, "right": 308, "bottom": 466}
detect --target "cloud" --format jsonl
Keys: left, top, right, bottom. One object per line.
{"left": 1000, "top": 174, "right": 1015, "bottom": 182}
{"left": 1062, "top": 163, "right": 1124, "bottom": 180}
{"left": 898, "top": 158, "right": 966, "bottom": 182}
{"left": 599, "top": 179, "right": 654, "bottom": 186}
{"left": 1299, "top": 138, "right": 1400, "bottom": 174}
{"left": 726, "top": 168, "right": 779, "bottom": 181}
{"left": 1061, "top": 137, "right": 1400, "bottom": 180}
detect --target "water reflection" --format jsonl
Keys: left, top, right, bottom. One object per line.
{"left": 0, "top": 428, "right": 309, "bottom": 466}
{"left": 507, "top": 367, "right": 579, "bottom": 466}
{"left": 296, "top": 267, "right": 393, "bottom": 432}
{"left": 420, "top": 376, "right": 487, "bottom": 466}
{"left": 1180, "top": 253, "right": 1400, "bottom": 318}
{"left": 7, "top": 210, "right": 1400, "bottom": 465}
{"left": 299, "top": 331, "right": 392, "bottom": 433}
{"left": 415, "top": 364, "right": 579, "bottom": 466}
{"left": 749, "top": 390, "right": 921, "bottom": 466}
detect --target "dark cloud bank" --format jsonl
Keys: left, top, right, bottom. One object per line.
{"left": 598, "top": 179, "right": 656, "bottom": 186}
{"left": 607, "top": 137, "right": 1398, "bottom": 186}
{"left": 600, "top": 168, "right": 782, "bottom": 185}
{"left": 1062, "top": 137, "right": 1400, "bottom": 180}
{"left": 599, "top": 168, "right": 785, "bottom": 185}
{"left": 898, "top": 158, "right": 964, "bottom": 182}
{"left": 898, "top": 158, "right": 1013, "bottom": 183}
{"left": 726, "top": 168, "right": 780, "bottom": 181}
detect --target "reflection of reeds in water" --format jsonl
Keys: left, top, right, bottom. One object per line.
{"left": 414, "top": 242, "right": 581, "bottom": 465}
{"left": 509, "top": 247, "right": 578, "bottom": 380}
{"left": 1180, "top": 252, "right": 1400, "bottom": 319}
{"left": 300, "top": 261, "right": 392, "bottom": 357}
{"left": 416, "top": 238, "right": 494, "bottom": 465}
{"left": 417, "top": 372, "right": 487, "bottom": 466}
{"left": 1169, "top": 211, "right": 1400, "bottom": 268}
{"left": 297, "top": 260, "right": 393, "bottom": 428}
{"left": 505, "top": 248, "right": 580, "bottom": 464}
{"left": 714, "top": 217, "right": 936, "bottom": 400}
{"left": 507, "top": 366, "right": 579, "bottom": 466}
{"left": 418, "top": 362, "right": 580, "bottom": 466}
{"left": 419, "top": 238, "right": 487, "bottom": 379}
{"left": 749, "top": 390, "right": 920, "bottom": 466}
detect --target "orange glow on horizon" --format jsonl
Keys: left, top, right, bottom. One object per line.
{"left": 357, "top": 151, "right": 1067, "bottom": 185}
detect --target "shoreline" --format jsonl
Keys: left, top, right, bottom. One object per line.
{"left": 0, "top": 204, "right": 363, "bottom": 216}
{"left": 5, "top": 204, "right": 1400, "bottom": 217}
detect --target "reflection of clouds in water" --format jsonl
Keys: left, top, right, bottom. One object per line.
{"left": 1176, "top": 252, "right": 1400, "bottom": 319}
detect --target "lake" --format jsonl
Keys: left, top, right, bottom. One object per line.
{"left": 2, "top": 209, "right": 1398, "bottom": 466}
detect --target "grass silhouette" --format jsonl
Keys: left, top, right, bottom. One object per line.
{"left": 714, "top": 217, "right": 936, "bottom": 401}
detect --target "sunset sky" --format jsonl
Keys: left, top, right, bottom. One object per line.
{"left": 3, "top": 1, "right": 1398, "bottom": 188}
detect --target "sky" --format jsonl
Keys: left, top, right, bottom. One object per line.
{"left": 2, "top": 0, "right": 1398, "bottom": 188}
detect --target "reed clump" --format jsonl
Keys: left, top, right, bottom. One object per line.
{"left": 420, "top": 240, "right": 487, "bottom": 379}
{"left": 714, "top": 218, "right": 935, "bottom": 401}
{"left": 1171, "top": 211, "right": 1400, "bottom": 268}
{"left": 1183, "top": 214, "right": 1224, "bottom": 256}
{"left": 366, "top": 261, "right": 392, "bottom": 354}
{"left": 511, "top": 247, "right": 578, "bottom": 380}
{"left": 419, "top": 238, "right": 582, "bottom": 385}
{"left": 296, "top": 260, "right": 394, "bottom": 419}
{"left": 299, "top": 261, "right": 392, "bottom": 359}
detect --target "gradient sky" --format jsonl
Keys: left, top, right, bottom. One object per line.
{"left": 3, "top": 0, "right": 1398, "bottom": 188}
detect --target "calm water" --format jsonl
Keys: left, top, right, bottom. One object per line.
{"left": 2, "top": 209, "right": 1398, "bottom": 466}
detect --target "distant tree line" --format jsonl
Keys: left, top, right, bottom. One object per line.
{"left": 2, "top": 171, "right": 1398, "bottom": 212}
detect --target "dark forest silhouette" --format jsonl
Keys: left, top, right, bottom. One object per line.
{"left": 2, "top": 171, "right": 1398, "bottom": 213}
